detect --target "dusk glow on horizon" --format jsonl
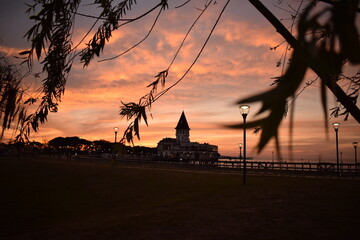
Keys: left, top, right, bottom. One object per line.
{"left": 0, "top": 0, "right": 359, "bottom": 162}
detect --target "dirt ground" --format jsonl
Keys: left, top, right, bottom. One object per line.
{"left": 1, "top": 157, "right": 359, "bottom": 240}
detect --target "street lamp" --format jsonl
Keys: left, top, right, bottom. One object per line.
{"left": 332, "top": 122, "right": 340, "bottom": 177}
{"left": 353, "top": 141, "right": 358, "bottom": 172}
{"left": 239, "top": 143, "right": 243, "bottom": 160}
{"left": 239, "top": 105, "right": 250, "bottom": 185}
{"left": 113, "top": 127, "right": 119, "bottom": 143}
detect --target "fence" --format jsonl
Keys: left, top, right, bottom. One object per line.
{"left": 216, "top": 160, "right": 359, "bottom": 177}
{"left": 74, "top": 155, "right": 359, "bottom": 177}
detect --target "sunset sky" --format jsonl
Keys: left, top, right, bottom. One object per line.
{"left": 0, "top": 0, "right": 359, "bottom": 162}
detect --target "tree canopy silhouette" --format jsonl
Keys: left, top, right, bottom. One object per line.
{"left": 0, "top": 0, "right": 359, "bottom": 154}
{"left": 48, "top": 136, "right": 91, "bottom": 148}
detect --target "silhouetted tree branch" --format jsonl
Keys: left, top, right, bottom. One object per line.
{"left": 0, "top": 0, "right": 358, "bottom": 156}
{"left": 249, "top": 0, "right": 360, "bottom": 122}
{"left": 0, "top": 52, "right": 33, "bottom": 141}
{"left": 229, "top": 0, "right": 359, "bottom": 153}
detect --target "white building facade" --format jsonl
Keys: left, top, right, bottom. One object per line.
{"left": 157, "top": 112, "right": 219, "bottom": 161}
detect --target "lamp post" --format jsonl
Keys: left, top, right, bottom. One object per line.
{"left": 353, "top": 141, "right": 358, "bottom": 173}
{"left": 239, "top": 105, "right": 250, "bottom": 185}
{"left": 332, "top": 122, "right": 340, "bottom": 177}
{"left": 239, "top": 143, "right": 243, "bottom": 160}
{"left": 113, "top": 127, "right": 119, "bottom": 143}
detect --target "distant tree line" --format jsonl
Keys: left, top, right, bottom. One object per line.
{"left": 0, "top": 136, "right": 156, "bottom": 157}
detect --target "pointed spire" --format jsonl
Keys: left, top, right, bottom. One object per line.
{"left": 175, "top": 111, "right": 190, "bottom": 130}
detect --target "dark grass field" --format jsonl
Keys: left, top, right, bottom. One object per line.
{"left": 1, "top": 157, "right": 359, "bottom": 240}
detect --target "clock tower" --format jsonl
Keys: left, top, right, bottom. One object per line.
{"left": 175, "top": 111, "right": 190, "bottom": 143}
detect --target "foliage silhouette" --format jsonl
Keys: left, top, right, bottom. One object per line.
{"left": 0, "top": 0, "right": 358, "bottom": 155}
{"left": 229, "top": 0, "right": 360, "bottom": 154}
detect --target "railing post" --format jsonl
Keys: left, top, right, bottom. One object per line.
{"left": 302, "top": 163, "right": 304, "bottom": 174}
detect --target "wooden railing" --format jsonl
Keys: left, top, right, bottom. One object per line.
{"left": 74, "top": 155, "right": 360, "bottom": 177}
{"left": 216, "top": 160, "right": 359, "bottom": 176}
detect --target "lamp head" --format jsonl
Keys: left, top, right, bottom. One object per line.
{"left": 239, "top": 105, "right": 250, "bottom": 116}
{"left": 353, "top": 141, "right": 358, "bottom": 148}
{"left": 332, "top": 122, "right": 340, "bottom": 130}
{"left": 113, "top": 127, "right": 119, "bottom": 133}
{"left": 239, "top": 143, "right": 243, "bottom": 148}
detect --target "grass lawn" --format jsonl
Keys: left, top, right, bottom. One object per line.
{"left": 1, "top": 157, "right": 359, "bottom": 240}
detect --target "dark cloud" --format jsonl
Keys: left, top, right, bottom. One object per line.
{"left": 0, "top": 1, "right": 32, "bottom": 48}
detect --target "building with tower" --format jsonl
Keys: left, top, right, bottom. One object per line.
{"left": 157, "top": 111, "right": 219, "bottom": 161}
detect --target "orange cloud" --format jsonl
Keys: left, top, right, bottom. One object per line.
{"left": 1, "top": 1, "right": 359, "bottom": 165}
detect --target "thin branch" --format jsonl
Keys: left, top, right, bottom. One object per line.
{"left": 152, "top": 0, "right": 230, "bottom": 104}
{"left": 288, "top": 77, "right": 318, "bottom": 108}
{"left": 118, "top": 0, "right": 230, "bottom": 144}
{"left": 116, "top": 2, "right": 167, "bottom": 29}
{"left": 73, "top": 11, "right": 132, "bottom": 21}
{"left": 167, "top": 0, "right": 213, "bottom": 70}
{"left": 99, "top": 6, "right": 164, "bottom": 62}
{"left": 70, "top": 16, "right": 101, "bottom": 52}
{"left": 175, "top": 0, "right": 192, "bottom": 8}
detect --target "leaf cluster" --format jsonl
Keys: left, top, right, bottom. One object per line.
{"left": 118, "top": 70, "right": 168, "bottom": 145}
{"left": 0, "top": 54, "right": 25, "bottom": 139}
{"left": 3, "top": 0, "right": 169, "bottom": 142}
{"left": 231, "top": 0, "right": 360, "bottom": 154}
{"left": 80, "top": 0, "right": 138, "bottom": 66}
